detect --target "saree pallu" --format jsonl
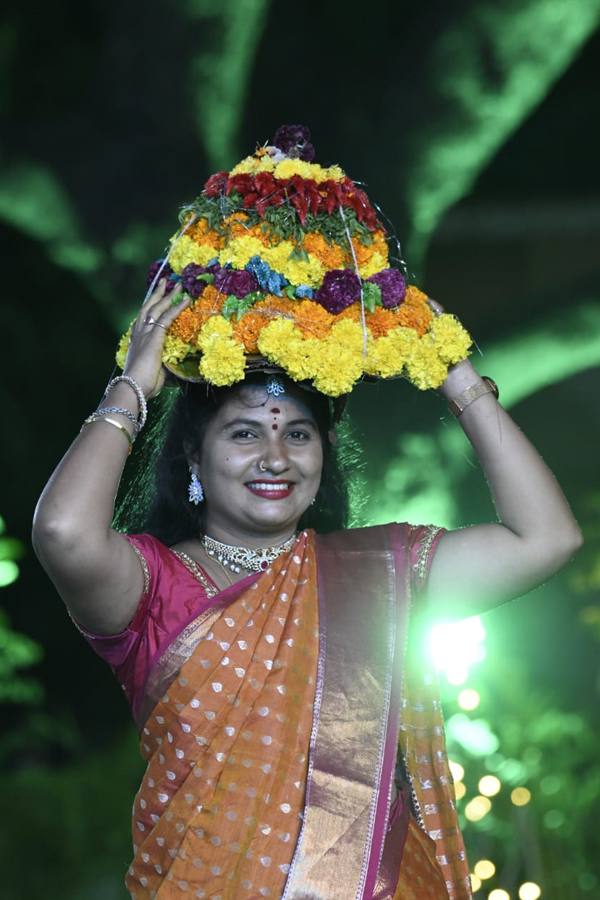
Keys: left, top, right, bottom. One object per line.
{"left": 124, "top": 526, "right": 472, "bottom": 900}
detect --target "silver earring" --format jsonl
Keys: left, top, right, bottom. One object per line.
{"left": 188, "top": 470, "right": 204, "bottom": 505}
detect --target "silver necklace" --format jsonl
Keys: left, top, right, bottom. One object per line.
{"left": 201, "top": 533, "right": 297, "bottom": 573}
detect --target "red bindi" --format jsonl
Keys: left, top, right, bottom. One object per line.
{"left": 272, "top": 424, "right": 278, "bottom": 430}
{"left": 270, "top": 408, "right": 280, "bottom": 414}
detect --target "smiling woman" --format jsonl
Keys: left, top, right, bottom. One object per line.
{"left": 32, "top": 127, "right": 581, "bottom": 900}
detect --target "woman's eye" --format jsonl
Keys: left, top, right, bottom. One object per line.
{"left": 287, "top": 430, "right": 310, "bottom": 441}
{"left": 232, "top": 430, "right": 256, "bottom": 440}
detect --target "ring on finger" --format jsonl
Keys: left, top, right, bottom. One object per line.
{"left": 144, "top": 314, "right": 169, "bottom": 331}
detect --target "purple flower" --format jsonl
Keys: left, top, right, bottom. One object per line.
{"left": 214, "top": 267, "right": 260, "bottom": 299}
{"left": 146, "top": 259, "right": 174, "bottom": 290}
{"left": 272, "top": 125, "right": 315, "bottom": 161}
{"left": 181, "top": 263, "right": 212, "bottom": 298}
{"left": 367, "top": 269, "right": 406, "bottom": 309}
{"left": 315, "top": 269, "right": 362, "bottom": 314}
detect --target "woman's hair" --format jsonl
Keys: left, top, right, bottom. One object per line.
{"left": 113, "top": 375, "right": 362, "bottom": 545}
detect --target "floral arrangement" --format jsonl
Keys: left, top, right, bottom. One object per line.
{"left": 117, "top": 125, "right": 472, "bottom": 396}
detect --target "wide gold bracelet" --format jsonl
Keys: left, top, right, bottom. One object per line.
{"left": 80, "top": 415, "right": 133, "bottom": 454}
{"left": 447, "top": 376, "right": 499, "bottom": 417}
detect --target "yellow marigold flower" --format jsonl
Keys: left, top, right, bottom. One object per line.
{"left": 115, "top": 323, "right": 133, "bottom": 370}
{"left": 196, "top": 317, "right": 246, "bottom": 386}
{"left": 405, "top": 335, "right": 449, "bottom": 390}
{"left": 431, "top": 313, "right": 472, "bottom": 364}
{"left": 272, "top": 159, "right": 345, "bottom": 184}
{"left": 257, "top": 318, "right": 303, "bottom": 364}
{"left": 357, "top": 250, "right": 388, "bottom": 280}
{"left": 310, "top": 319, "right": 366, "bottom": 396}
{"left": 282, "top": 338, "right": 321, "bottom": 382}
{"left": 230, "top": 154, "right": 277, "bottom": 176}
{"left": 219, "top": 235, "right": 265, "bottom": 270}
{"left": 364, "top": 327, "right": 417, "bottom": 378}
{"left": 312, "top": 346, "right": 363, "bottom": 396}
{"left": 168, "top": 234, "right": 219, "bottom": 273}
{"left": 163, "top": 335, "right": 193, "bottom": 365}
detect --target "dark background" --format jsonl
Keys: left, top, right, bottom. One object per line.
{"left": 1, "top": 1, "right": 600, "bottom": 898}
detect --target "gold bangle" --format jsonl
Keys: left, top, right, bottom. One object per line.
{"left": 448, "top": 376, "right": 499, "bottom": 417}
{"left": 81, "top": 415, "right": 133, "bottom": 454}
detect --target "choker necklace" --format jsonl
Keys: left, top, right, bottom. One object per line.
{"left": 201, "top": 533, "right": 297, "bottom": 573}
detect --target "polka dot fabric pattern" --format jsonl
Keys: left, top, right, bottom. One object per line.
{"left": 126, "top": 531, "right": 318, "bottom": 899}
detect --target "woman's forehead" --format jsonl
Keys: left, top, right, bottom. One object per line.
{"left": 219, "top": 384, "right": 316, "bottom": 420}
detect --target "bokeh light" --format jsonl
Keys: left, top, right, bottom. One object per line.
{"left": 458, "top": 688, "right": 481, "bottom": 710}
{"left": 449, "top": 760, "right": 465, "bottom": 782}
{"left": 519, "top": 883, "right": 541, "bottom": 900}
{"left": 479, "top": 775, "right": 502, "bottom": 797}
{"left": 511, "top": 787, "right": 531, "bottom": 806}
{"left": 489, "top": 891, "right": 511, "bottom": 900}
{"left": 471, "top": 874, "right": 482, "bottom": 892}
{"left": 465, "top": 795, "right": 492, "bottom": 821}
{"left": 474, "top": 860, "right": 496, "bottom": 879}
{"left": 455, "top": 781, "right": 467, "bottom": 800}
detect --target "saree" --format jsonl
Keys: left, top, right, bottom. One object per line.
{"left": 82, "top": 525, "right": 472, "bottom": 900}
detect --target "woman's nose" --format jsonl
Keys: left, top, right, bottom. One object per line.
{"left": 258, "top": 438, "right": 290, "bottom": 474}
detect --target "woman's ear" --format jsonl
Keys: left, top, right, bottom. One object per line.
{"left": 183, "top": 440, "right": 201, "bottom": 474}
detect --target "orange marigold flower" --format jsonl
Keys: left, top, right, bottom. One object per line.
{"left": 292, "top": 300, "right": 333, "bottom": 339}
{"left": 364, "top": 306, "right": 398, "bottom": 338}
{"left": 232, "top": 310, "right": 266, "bottom": 353}
{"left": 187, "top": 217, "right": 226, "bottom": 250}
{"left": 345, "top": 230, "right": 388, "bottom": 268}
{"left": 398, "top": 292, "right": 433, "bottom": 336}
{"left": 232, "top": 296, "right": 297, "bottom": 353}
{"left": 302, "top": 232, "right": 345, "bottom": 269}
{"left": 169, "top": 286, "right": 225, "bottom": 343}
{"left": 336, "top": 304, "right": 362, "bottom": 324}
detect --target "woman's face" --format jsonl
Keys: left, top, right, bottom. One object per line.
{"left": 194, "top": 384, "right": 324, "bottom": 545}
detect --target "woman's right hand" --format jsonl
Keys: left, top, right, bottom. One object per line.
{"left": 123, "top": 278, "right": 191, "bottom": 399}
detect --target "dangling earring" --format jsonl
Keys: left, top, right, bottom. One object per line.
{"left": 188, "top": 469, "right": 204, "bottom": 505}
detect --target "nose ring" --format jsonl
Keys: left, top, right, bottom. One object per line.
{"left": 258, "top": 460, "right": 267, "bottom": 473}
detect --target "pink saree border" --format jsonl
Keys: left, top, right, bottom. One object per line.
{"left": 283, "top": 525, "right": 412, "bottom": 900}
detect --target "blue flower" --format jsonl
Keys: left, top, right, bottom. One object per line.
{"left": 295, "top": 285, "right": 313, "bottom": 299}
{"left": 245, "top": 255, "right": 288, "bottom": 297}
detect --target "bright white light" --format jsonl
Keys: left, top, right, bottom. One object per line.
{"left": 479, "top": 775, "right": 501, "bottom": 797}
{"left": 429, "top": 616, "right": 487, "bottom": 681}
{"left": 449, "top": 760, "right": 465, "bottom": 782}
{"left": 474, "top": 860, "right": 496, "bottom": 880}
{"left": 489, "top": 892, "right": 510, "bottom": 900}
{"left": 459, "top": 689, "right": 481, "bottom": 710}
{"left": 519, "top": 884, "right": 541, "bottom": 900}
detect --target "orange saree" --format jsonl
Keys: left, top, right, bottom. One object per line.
{"left": 95, "top": 525, "right": 472, "bottom": 900}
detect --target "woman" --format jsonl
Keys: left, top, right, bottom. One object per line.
{"left": 33, "top": 128, "right": 582, "bottom": 900}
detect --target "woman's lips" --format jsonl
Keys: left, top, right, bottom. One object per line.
{"left": 245, "top": 481, "right": 295, "bottom": 499}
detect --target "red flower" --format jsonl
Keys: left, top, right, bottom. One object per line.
{"left": 203, "top": 171, "right": 228, "bottom": 197}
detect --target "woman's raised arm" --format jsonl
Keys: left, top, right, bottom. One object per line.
{"left": 32, "top": 281, "right": 190, "bottom": 636}
{"left": 426, "top": 357, "right": 583, "bottom": 620}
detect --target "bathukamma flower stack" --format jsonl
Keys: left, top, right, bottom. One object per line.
{"left": 117, "top": 125, "right": 471, "bottom": 396}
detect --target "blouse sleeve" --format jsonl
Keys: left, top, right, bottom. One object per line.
{"left": 72, "top": 533, "right": 165, "bottom": 668}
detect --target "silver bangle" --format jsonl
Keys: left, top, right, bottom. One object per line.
{"left": 105, "top": 376, "right": 148, "bottom": 429}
